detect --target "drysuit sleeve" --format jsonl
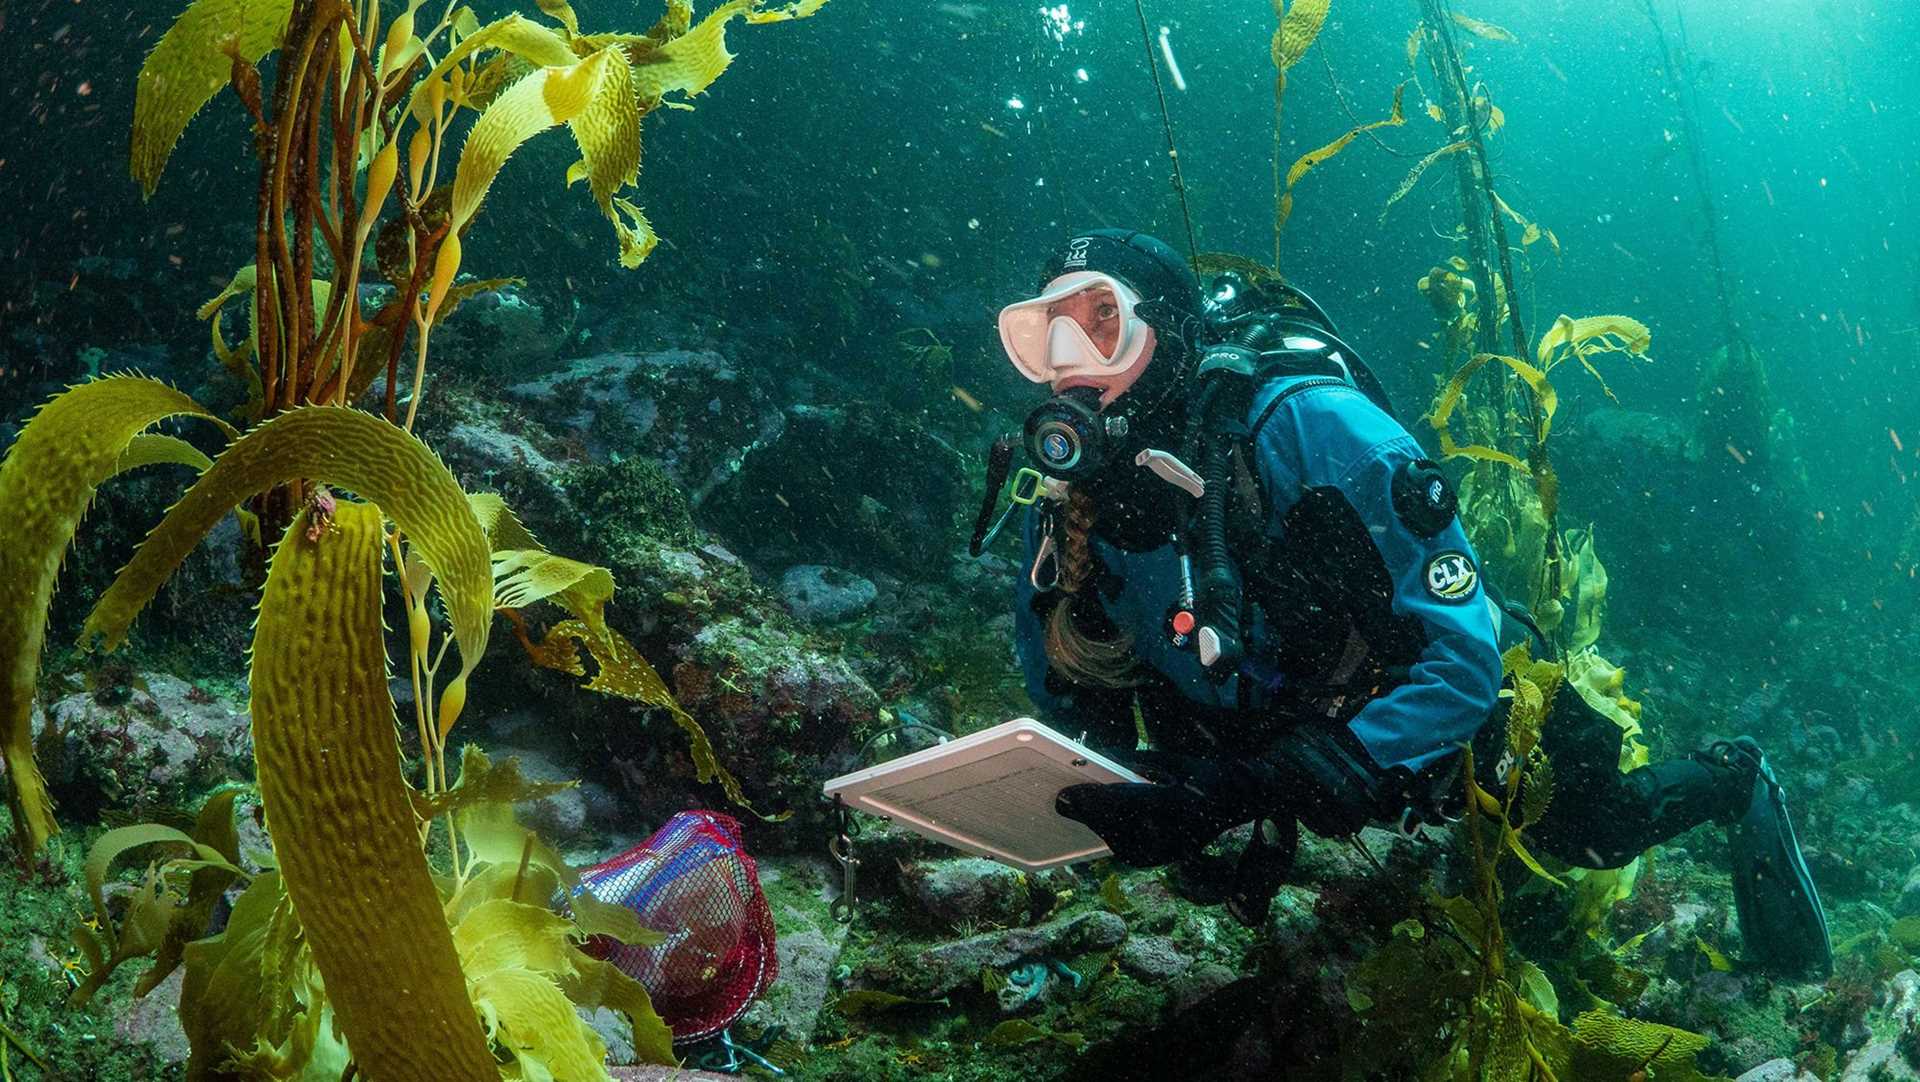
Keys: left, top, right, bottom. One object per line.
{"left": 1251, "top": 384, "right": 1503, "bottom": 775}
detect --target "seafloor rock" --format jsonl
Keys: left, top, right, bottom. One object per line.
{"left": 487, "top": 743, "right": 625, "bottom": 857}
{"left": 115, "top": 968, "right": 190, "bottom": 1065}
{"left": 34, "top": 672, "right": 251, "bottom": 813}
{"left": 1839, "top": 1039, "right": 1920, "bottom": 1081}
{"left": 1898, "top": 867, "right": 1920, "bottom": 917}
{"left": 739, "top": 856, "right": 849, "bottom": 1045}
{"left": 607, "top": 1068, "right": 736, "bottom": 1082}
{"left": 434, "top": 282, "right": 572, "bottom": 379}
{"left": 1736, "top": 1059, "right": 1821, "bottom": 1082}
{"left": 900, "top": 857, "right": 1031, "bottom": 928}
{"left": 1167, "top": 961, "right": 1240, "bottom": 1015}
{"left": 436, "top": 416, "right": 574, "bottom": 530}
{"left": 668, "top": 616, "right": 880, "bottom": 812}
{"left": 701, "top": 401, "right": 969, "bottom": 576}
{"left": 1117, "top": 934, "right": 1195, "bottom": 983}
{"left": 780, "top": 564, "right": 879, "bottom": 624}
{"left": 1888, "top": 969, "right": 1920, "bottom": 1033}
{"left": 507, "top": 350, "right": 785, "bottom": 501}
{"left": 865, "top": 909, "right": 1128, "bottom": 999}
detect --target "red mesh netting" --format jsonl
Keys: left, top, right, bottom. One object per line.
{"left": 571, "top": 811, "right": 778, "bottom": 1044}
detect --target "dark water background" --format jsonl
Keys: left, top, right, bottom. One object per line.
{"left": 1, "top": 0, "right": 1916, "bottom": 634}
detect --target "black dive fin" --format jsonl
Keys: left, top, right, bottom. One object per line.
{"left": 1729, "top": 747, "right": 1832, "bottom": 978}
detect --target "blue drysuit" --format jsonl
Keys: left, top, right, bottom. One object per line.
{"left": 1014, "top": 373, "right": 1504, "bottom": 813}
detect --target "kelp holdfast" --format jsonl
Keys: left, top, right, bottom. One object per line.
{"left": 571, "top": 811, "right": 779, "bottom": 1044}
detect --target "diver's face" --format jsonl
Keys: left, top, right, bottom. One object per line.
{"left": 1046, "top": 285, "right": 1159, "bottom": 406}
{"left": 1048, "top": 285, "right": 1124, "bottom": 355}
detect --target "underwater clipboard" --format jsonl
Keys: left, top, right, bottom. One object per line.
{"left": 822, "top": 718, "right": 1143, "bottom": 872}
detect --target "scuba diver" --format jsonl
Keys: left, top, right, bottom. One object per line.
{"left": 983, "top": 227, "right": 1832, "bottom": 975}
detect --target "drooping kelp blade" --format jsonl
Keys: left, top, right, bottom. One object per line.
{"left": 449, "top": 46, "right": 637, "bottom": 252}
{"left": 1427, "top": 352, "right": 1558, "bottom": 470}
{"left": 523, "top": 618, "right": 774, "bottom": 818}
{"left": 0, "top": 376, "right": 231, "bottom": 856}
{"left": 131, "top": 0, "right": 294, "bottom": 197}
{"left": 251, "top": 501, "right": 498, "bottom": 1081}
{"left": 1278, "top": 82, "right": 1406, "bottom": 233}
{"left": 83, "top": 407, "right": 493, "bottom": 709}
{"left": 1379, "top": 139, "right": 1471, "bottom": 222}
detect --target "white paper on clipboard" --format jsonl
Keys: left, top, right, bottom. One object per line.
{"left": 821, "top": 718, "right": 1143, "bottom": 871}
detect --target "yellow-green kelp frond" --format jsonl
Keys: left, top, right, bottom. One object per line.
{"left": 0, "top": 375, "right": 234, "bottom": 857}
{"left": 434, "top": 0, "right": 827, "bottom": 271}
{"left": 1569, "top": 1010, "right": 1717, "bottom": 1081}
{"left": 1428, "top": 351, "right": 1557, "bottom": 472}
{"left": 130, "top": 0, "right": 294, "bottom": 197}
{"left": 438, "top": 747, "right": 678, "bottom": 1069}
{"left": 83, "top": 406, "right": 494, "bottom": 737}
{"left": 1276, "top": 81, "right": 1407, "bottom": 236}
{"left": 67, "top": 801, "right": 248, "bottom": 1008}
{"left": 474, "top": 491, "right": 770, "bottom": 819}
{"left": 1271, "top": 0, "right": 1329, "bottom": 72}
{"left": 251, "top": 500, "right": 500, "bottom": 1081}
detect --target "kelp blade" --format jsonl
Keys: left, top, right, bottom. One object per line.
{"left": 251, "top": 501, "right": 498, "bottom": 1080}
{"left": 131, "top": 0, "right": 295, "bottom": 197}
{"left": 0, "top": 375, "right": 229, "bottom": 856}
{"left": 83, "top": 406, "right": 494, "bottom": 699}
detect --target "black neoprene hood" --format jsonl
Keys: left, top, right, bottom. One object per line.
{"left": 1034, "top": 228, "right": 1203, "bottom": 349}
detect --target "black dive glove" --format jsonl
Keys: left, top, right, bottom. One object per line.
{"left": 1057, "top": 729, "right": 1403, "bottom": 867}
{"left": 1056, "top": 750, "right": 1269, "bottom": 867}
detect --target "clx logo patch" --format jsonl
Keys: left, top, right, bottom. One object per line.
{"left": 1424, "top": 551, "right": 1478, "bottom": 602}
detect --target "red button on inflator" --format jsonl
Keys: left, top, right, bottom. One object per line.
{"left": 1171, "top": 610, "right": 1196, "bottom": 636}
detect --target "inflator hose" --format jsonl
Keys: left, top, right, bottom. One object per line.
{"left": 1197, "top": 422, "right": 1241, "bottom": 672}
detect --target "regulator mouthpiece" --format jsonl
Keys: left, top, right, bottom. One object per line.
{"left": 1024, "top": 387, "right": 1127, "bottom": 481}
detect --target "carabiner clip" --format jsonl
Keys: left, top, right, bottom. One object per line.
{"left": 1029, "top": 530, "right": 1059, "bottom": 591}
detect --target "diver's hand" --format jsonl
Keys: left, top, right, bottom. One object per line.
{"left": 1055, "top": 751, "right": 1258, "bottom": 867}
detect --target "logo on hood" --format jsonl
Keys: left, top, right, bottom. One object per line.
{"left": 1063, "top": 237, "right": 1092, "bottom": 269}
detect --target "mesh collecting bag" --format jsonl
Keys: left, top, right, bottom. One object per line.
{"left": 571, "top": 810, "right": 778, "bottom": 1044}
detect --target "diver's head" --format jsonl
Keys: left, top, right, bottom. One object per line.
{"left": 997, "top": 229, "right": 1202, "bottom": 480}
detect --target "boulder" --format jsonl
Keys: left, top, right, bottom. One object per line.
{"left": 1840, "top": 1040, "right": 1920, "bottom": 1081}
{"left": 434, "top": 282, "right": 571, "bottom": 379}
{"left": 1890, "top": 969, "right": 1920, "bottom": 1034}
{"left": 507, "top": 350, "right": 785, "bottom": 502}
{"left": 1116, "top": 935, "right": 1195, "bottom": 983}
{"left": 35, "top": 672, "right": 251, "bottom": 812}
{"left": 1899, "top": 867, "right": 1920, "bottom": 918}
{"left": 900, "top": 857, "right": 1030, "bottom": 928}
{"left": 607, "top": 1068, "right": 736, "bottom": 1082}
{"left": 869, "top": 909, "right": 1127, "bottom": 998}
{"left": 1735, "top": 1059, "right": 1820, "bottom": 1082}
{"left": 667, "top": 616, "right": 879, "bottom": 813}
{"left": 780, "top": 565, "right": 878, "bottom": 624}
{"left": 740, "top": 857, "right": 850, "bottom": 1045}
{"left": 114, "top": 968, "right": 190, "bottom": 1066}
{"left": 701, "top": 402, "right": 968, "bottom": 576}
{"left": 489, "top": 744, "right": 626, "bottom": 856}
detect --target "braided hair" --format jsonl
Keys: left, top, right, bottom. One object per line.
{"left": 1043, "top": 486, "right": 1142, "bottom": 688}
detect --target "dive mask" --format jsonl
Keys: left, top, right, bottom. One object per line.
{"left": 997, "top": 272, "right": 1150, "bottom": 385}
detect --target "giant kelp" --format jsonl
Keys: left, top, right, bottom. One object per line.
{"left": 0, "top": 0, "right": 826, "bottom": 1075}
{"left": 130, "top": 0, "right": 824, "bottom": 531}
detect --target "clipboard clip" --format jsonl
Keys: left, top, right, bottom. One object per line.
{"left": 828, "top": 795, "right": 861, "bottom": 924}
